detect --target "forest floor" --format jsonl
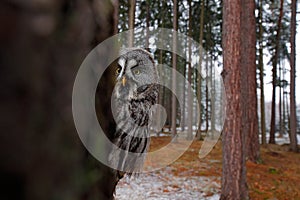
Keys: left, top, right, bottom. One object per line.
{"left": 116, "top": 136, "right": 300, "bottom": 200}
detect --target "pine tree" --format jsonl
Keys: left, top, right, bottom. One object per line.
{"left": 221, "top": 0, "right": 249, "bottom": 198}
{"left": 289, "top": 0, "right": 298, "bottom": 152}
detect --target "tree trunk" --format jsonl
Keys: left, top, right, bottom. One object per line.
{"left": 210, "top": 64, "right": 215, "bottom": 135}
{"left": 171, "top": 0, "right": 178, "bottom": 141}
{"left": 187, "top": 0, "right": 193, "bottom": 140}
{"left": 0, "top": 0, "right": 116, "bottom": 199}
{"left": 242, "top": 0, "right": 260, "bottom": 162}
{"left": 269, "top": 0, "right": 284, "bottom": 144}
{"left": 279, "top": 62, "right": 284, "bottom": 137}
{"left": 289, "top": 0, "right": 298, "bottom": 152}
{"left": 221, "top": 0, "right": 249, "bottom": 198}
{"left": 112, "top": 0, "right": 119, "bottom": 34}
{"left": 128, "top": 0, "right": 136, "bottom": 47}
{"left": 196, "top": 0, "right": 205, "bottom": 140}
{"left": 145, "top": 0, "right": 150, "bottom": 49}
{"left": 205, "top": 55, "right": 210, "bottom": 132}
{"left": 181, "top": 64, "right": 187, "bottom": 131}
{"left": 258, "top": 0, "right": 267, "bottom": 145}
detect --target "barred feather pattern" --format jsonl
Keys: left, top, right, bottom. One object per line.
{"left": 109, "top": 82, "right": 159, "bottom": 177}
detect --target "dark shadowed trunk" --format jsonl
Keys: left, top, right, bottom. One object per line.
{"left": 0, "top": 0, "right": 116, "bottom": 199}
{"left": 112, "top": 0, "right": 119, "bottom": 34}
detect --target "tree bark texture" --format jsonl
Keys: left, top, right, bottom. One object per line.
{"left": 241, "top": 0, "right": 260, "bottom": 162}
{"left": 221, "top": 0, "right": 249, "bottom": 198}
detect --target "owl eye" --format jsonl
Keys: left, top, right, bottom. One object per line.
{"left": 116, "top": 65, "right": 122, "bottom": 75}
{"left": 133, "top": 69, "right": 140, "bottom": 75}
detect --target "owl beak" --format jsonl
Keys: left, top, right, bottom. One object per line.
{"left": 122, "top": 76, "right": 126, "bottom": 86}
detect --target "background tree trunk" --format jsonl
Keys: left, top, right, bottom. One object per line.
{"left": 205, "top": 56, "right": 210, "bottom": 132}
{"left": 269, "top": 0, "right": 284, "bottom": 144}
{"left": 112, "top": 0, "right": 119, "bottom": 34}
{"left": 145, "top": 0, "right": 150, "bottom": 49}
{"left": 187, "top": 0, "right": 193, "bottom": 140}
{"left": 258, "top": 0, "right": 267, "bottom": 145}
{"left": 221, "top": 0, "right": 249, "bottom": 198}
{"left": 289, "top": 0, "right": 298, "bottom": 152}
{"left": 196, "top": 0, "right": 205, "bottom": 140}
{"left": 128, "top": 0, "right": 136, "bottom": 47}
{"left": 171, "top": 0, "right": 178, "bottom": 141}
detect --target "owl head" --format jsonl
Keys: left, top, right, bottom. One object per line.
{"left": 115, "top": 48, "right": 158, "bottom": 94}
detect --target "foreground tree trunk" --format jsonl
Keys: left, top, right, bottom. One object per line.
{"left": 242, "top": 0, "right": 260, "bottom": 162}
{"left": 0, "top": 0, "right": 116, "bottom": 199}
{"left": 221, "top": 0, "right": 249, "bottom": 198}
{"left": 289, "top": 0, "right": 298, "bottom": 152}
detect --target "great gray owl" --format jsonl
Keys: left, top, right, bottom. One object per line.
{"left": 109, "top": 48, "right": 159, "bottom": 184}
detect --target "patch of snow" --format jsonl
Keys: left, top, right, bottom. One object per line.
{"left": 115, "top": 168, "right": 220, "bottom": 200}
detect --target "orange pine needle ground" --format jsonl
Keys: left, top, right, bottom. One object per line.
{"left": 149, "top": 136, "right": 300, "bottom": 199}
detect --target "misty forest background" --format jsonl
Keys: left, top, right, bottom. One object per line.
{"left": 117, "top": 0, "right": 300, "bottom": 144}
{"left": 0, "top": 0, "right": 299, "bottom": 200}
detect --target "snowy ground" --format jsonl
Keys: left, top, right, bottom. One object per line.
{"left": 115, "top": 166, "right": 220, "bottom": 200}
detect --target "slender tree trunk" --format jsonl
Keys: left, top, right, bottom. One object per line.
{"left": 145, "top": 0, "right": 150, "bottom": 49}
{"left": 221, "top": 0, "right": 249, "bottom": 198}
{"left": 187, "top": 0, "right": 193, "bottom": 140}
{"left": 279, "top": 62, "right": 284, "bottom": 137}
{"left": 242, "top": 0, "right": 260, "bottom": 162}
{"left": 112, "top": 0, "right": 119, "bottom": 34}
{"left": 258, "top": 0, "right": 267, "bottom": 145}
{"left": 205, "top": 55, "right": 209, "bottom": 132}
{"left": 196, "top": 0, "right": 205, "bottom": 140}
{"left": 269, "top": 0, "right": 284, "bottom": 144}
{"left": 289, "top": 0, "right": 298, "bottom": 152}
{"left": 171, "top": 0, "right": 178, "bottom": 141}
{"left": 211, "top": 56, "right": 216, "bottom": 135}
{"left": 128, "top": 0, "right": 136, "bottom": 47}
{"left": 181, "top": 64, "right": 187, "bottom": 131}
{"left": 283, "top": 65, "right": 286, "bottom": 134}
{"left": 157, "top": 11, "right": 164, "bottom": 135}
